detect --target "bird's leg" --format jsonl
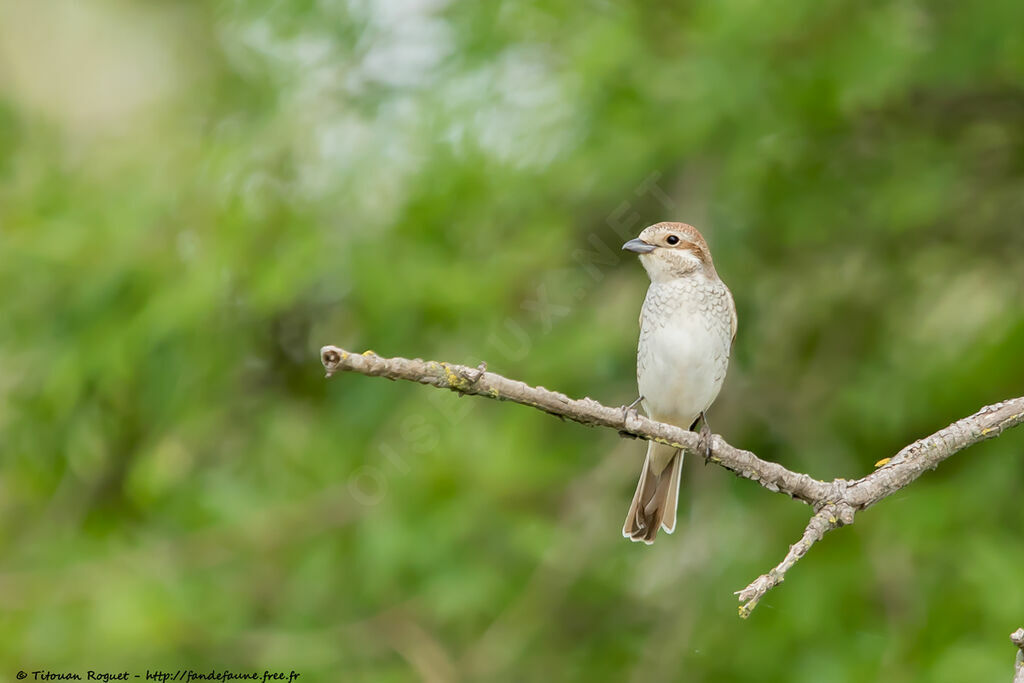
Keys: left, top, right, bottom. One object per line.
{"left": 692, "top": 412, "right": 714, "bottom": 464}
{"left": 619, "top": 396, "right": 644, "bottom": 433}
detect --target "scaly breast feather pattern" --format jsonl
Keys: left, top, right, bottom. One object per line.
{"left": 636, "top": 275, "right": 734, "bottom": 426}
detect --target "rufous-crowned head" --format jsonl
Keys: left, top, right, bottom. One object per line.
{"left": 622, "top": 222, "right": 717, "bottom": 283}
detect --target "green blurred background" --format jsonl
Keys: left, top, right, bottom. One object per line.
{"left": 2, "top": 0, "right": 1023, "bottom": 681}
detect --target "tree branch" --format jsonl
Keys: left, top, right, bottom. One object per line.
{"left": 320, "top": 346, "right": 1024, "bottom": 617}
{"left": 320, "top": 347, "right": 830, "bottom": 504}
{"left": 1012, "top": 628, "right": 1024, "bottom": 683}
{"left": 738, "top": 394, "right": 1024, "bottom": 615}
{"left": 735, "top": 504, "right": 853, "bottom": 618}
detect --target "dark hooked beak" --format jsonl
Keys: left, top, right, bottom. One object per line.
{"left": 622, "top": 238, "right": 656, "bottom": 254}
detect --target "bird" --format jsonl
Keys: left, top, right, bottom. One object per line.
{"left": 621, "top": 222, "right": 736, "bottom": 544}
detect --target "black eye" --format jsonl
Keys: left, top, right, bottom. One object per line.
{"left": 666, "top": 235, "right": 679, "bottom": 245}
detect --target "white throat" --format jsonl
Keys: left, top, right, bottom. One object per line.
{"left": 638, "top": 251, "right": 703, "bottom": 284}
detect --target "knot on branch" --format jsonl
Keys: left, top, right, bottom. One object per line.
{"left": 821, "top": 502, "right": 855, "bottom": 528}
{"left": 321, "top": 345, "right": 349, "bottom": 377}
{"left": 440, "top": 361, "right": 489, "bottom": 396}
{"left": 813, "top": 480, "right": 856, "bottom": 525}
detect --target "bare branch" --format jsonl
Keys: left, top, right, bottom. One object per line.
{"left": 845, "top": 398, "right": 1024, "bottom": 509}
{"left": 320, "top": 347, "right": 831, "bottom": 504}
{"left": 1012, "top": 628, "right": 1024, "bottom": 683}
{"left": 320, "top": 346, "right": 1024, "bottom": 617}
{"left": 737, "top": 397, "right": 1024, "bottom": 616}
{"left": 735, "top": 503, "right": 854, "bottom": 617}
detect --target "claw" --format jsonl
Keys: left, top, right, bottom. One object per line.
{"left": 621, "top": 396, "right": 643, "bottom": 425}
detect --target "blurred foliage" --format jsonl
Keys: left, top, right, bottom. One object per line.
{"left": 1, "top": 0, "right": 1024, "bottom": 681}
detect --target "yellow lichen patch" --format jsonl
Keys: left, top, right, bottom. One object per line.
{"left": 981, "top": 427, "right": 994, "bottom": 435}
{"left": 440, "top": 363, "right": 471, "bottom": 391}
{"left": 874, "top": 457, "right": 890, "bottom": 467}
{"left": 362, "top": 350, "right": 376, "bottom": 356}
{"left": 828, "top": 516, "right": 837, "bottom": 524}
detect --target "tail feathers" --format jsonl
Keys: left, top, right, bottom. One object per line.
{"left": 622, "top": 443, "right": 683, "bottom": 544}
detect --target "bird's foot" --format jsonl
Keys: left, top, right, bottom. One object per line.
{"left": 621, "top": 396, "right": 643, "bottom": 424}
{"left": 697, "top": 412, "right": 714, "bottom": 464}
{"left": 618, "top": 396, "right": 644, "bottom": 436}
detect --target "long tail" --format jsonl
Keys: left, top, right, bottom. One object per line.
{"left": 622, "top": 442, "right": 683, "bottom": 544}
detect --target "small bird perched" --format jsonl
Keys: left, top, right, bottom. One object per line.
{"left": 621, "top": 222, "right": 736, "bottom": 544}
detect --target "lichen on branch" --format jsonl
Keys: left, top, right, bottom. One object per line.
{"left": 321, "top": 345, "right": 1024, "bottom": 618}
